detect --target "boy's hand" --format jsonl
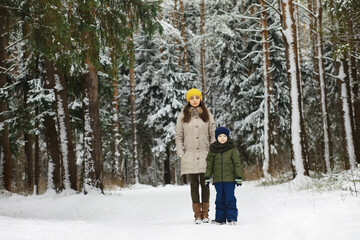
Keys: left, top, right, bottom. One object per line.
{"left": 235, "top": 177, "right": 242, "bottom": 187}
{"left": 205, "top": 177, "right": 210, "bottom": 189}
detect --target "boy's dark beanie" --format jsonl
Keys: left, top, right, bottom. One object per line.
{"left": 215, "top": 127, "right": 230, "bottom": 140}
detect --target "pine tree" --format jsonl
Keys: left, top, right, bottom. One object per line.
{"left": 325, "top": 0, "right": 359, "bottom": 169}
{"left": 314, "top": 0, "right": 331, "bottom": 172}
{"left": 279, "top": 0, "right": 309, "bottom": 177}
{"left": 136, "top": 0, "right": 195, "bottom": 185}
{"left": 338, "top": 58, "right": 357, "bottom": 169}
{"left": 0, "top": 2, "right": 13, "bottom": 191}
{"left": 199, "top": 0, "right": 206, "bottom": 99}
{"left": 128, "top": 21, "right": 139, "bottom": 184}
{"left": 205, "top": 0, "right": 291, "bottom": 176}
{"left": 260, "top": 0, "right": 273, "bottom": 178}
{"left": 35, "top": 0, "right": 78, "bottom": 191}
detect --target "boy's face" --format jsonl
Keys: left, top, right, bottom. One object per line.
{"left": 189, "top": 95, "right": 200, "bottom": 107}
{"left": 217, "top": 134, "right": 228, "bottom": 144}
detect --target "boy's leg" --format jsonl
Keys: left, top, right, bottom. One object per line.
{"left": 214, "top": 182, "right": 226, "bottom": 223}
{"left": 223, "top": 182, "right": 237, "bottom": 222}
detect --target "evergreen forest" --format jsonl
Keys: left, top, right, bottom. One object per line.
{"left": 0, "top": 0, "right": 359, "bottom": 194}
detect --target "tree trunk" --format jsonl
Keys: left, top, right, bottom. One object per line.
{"left": 164, "top": 144, "right": 171, "bottom": 185}
{"left": 53, "top": 66, "right": 77, "bottom": 190}
{"left": 200, "top": 0, "right": 206, "bottom": 101}
{"left": 295, "top": 0, "right": 302, "bottom": 82}
{"left": 0, "top": 24, "right": 11, "bottom": 191}
{"left": 350, "top": 53, "right": 360, "bottom": 164}
{"left": 315, "top": 0, "right": 331, "bottom": 172}
{"left": 179, "top": 0, "right": 189, "bottom": 72}
{"left": 260, "top": 0, "right": 273, "bottom": 178}
{"left": 24, "top": 87, "right": 34, "bottom": 193}
{"left": 128, "top": 25, "right": 139, "bottom": 185}
{"left": 328, "top": 0, "right": 347, "bottom": 170}
{"left": 305, "top": 0, "right": 319, "bottom": 173}
{"left": 172, "top": 0, "right": 182, "bottom": 67}
{"left": 43, "top": 60, "right": 63, "bottom": 192}
{"left": 296, "top": 0, "right": 311, "bottom": 175}
{"left": 347, "top": 22, "right": 360, "bottom": 164}
{"left": 34, "top": 107, "right": 40, "bottom": 194}
{"left": 83, "top": 55, "right": 103, "bottom": 192}
{"left": 43, "top": 115, "right": 63, "bottom": 191}
{"left": 279, "top": 0, "right": 309, "bottom": 177}
{"left": 339, "top": 58, "right": 356, "bottom": 169}
{"left": 110, "top": 46, "right": 123, "bottom": 180}
{"left": 307, "top": 0, "right": 317, "bottom": 62}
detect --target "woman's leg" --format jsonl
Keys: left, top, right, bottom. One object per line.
{"left": 188, "top": 174, "right": 202, "bottom": 223}
{"left": 188, "top": 174, "right": 200, "bottom": 203}
{"left": 199, "top": 173, "right": 210, "bottom": 202}
{"left": 199, "top": 173, "right": 210, "bottom": 222}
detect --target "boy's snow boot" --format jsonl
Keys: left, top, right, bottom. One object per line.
{"left": 211, "top": 219, "right": 226, "bottom": 225}
{"left": 228, "top": 220, "right": 237, "bottom": 225}
{"left": 201, "top": 202, "right": 210, "bottom": 223}
{"left": 192, "top": 203, "right": 202, "bottom": 224}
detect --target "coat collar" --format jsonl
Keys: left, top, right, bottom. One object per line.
{"left": 210, "top": 139, "right": 235, "bottom": 153}
{"left": 190, "top": 107, "right": 203, "bottom": 116}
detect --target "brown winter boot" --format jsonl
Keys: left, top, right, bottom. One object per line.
{"left": 201, "top": 202, "right": 210, "bottom": 223}
{"left": 192, "top": 203, "right": 202, "bottom": 224}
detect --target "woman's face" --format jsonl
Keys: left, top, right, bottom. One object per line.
{"left": 189, "top": 95, "right": 201, "bottom": 107}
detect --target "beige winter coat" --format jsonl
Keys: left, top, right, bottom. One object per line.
{"left": 175, "top": 107, "right": 216, "bottom": 175}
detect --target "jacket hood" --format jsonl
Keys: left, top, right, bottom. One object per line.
{"left": 210, "top": 139, "right": 235, "bottom": 153}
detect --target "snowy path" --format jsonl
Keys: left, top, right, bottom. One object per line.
{"left": 1, "top": 181, "right": 360, "bottom": 240}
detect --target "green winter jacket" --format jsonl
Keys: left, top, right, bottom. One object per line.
{"left": 204, "top": 139, "right": 243, "bottom": 183}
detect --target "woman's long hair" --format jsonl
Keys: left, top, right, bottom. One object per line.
{"left": 182, "top": 101, "right": 210, "bottom": 123}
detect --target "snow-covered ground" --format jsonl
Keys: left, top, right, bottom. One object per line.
{"left": 1, "top": 180, "right": 359, "bottom": 240}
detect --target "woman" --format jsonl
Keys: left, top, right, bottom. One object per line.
{"left": 175, "top": 88, "right": 216, "bottom": 224}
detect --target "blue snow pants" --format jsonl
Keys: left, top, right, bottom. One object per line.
{"left": 214, "top": 182, "right": 237, "bottom": 223}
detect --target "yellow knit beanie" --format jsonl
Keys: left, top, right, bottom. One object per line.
{"left": 186, "top": 88, "right": 202, "bottom": 102}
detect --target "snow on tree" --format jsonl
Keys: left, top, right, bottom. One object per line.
{"left": 280, "top": 0, "right": 308, "bottom": 178}
{"left": 260, "top": 0, "right": 272, "bottom": 178}
{"left": 135, "top": 0, "right": 197, "bottom": 184}
{"left": 338, "top": 59, "right": 357, "bottom": 170}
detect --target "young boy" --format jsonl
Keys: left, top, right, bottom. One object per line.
{"left": 204, "top": 127, "right": 243, "bottom": 225}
